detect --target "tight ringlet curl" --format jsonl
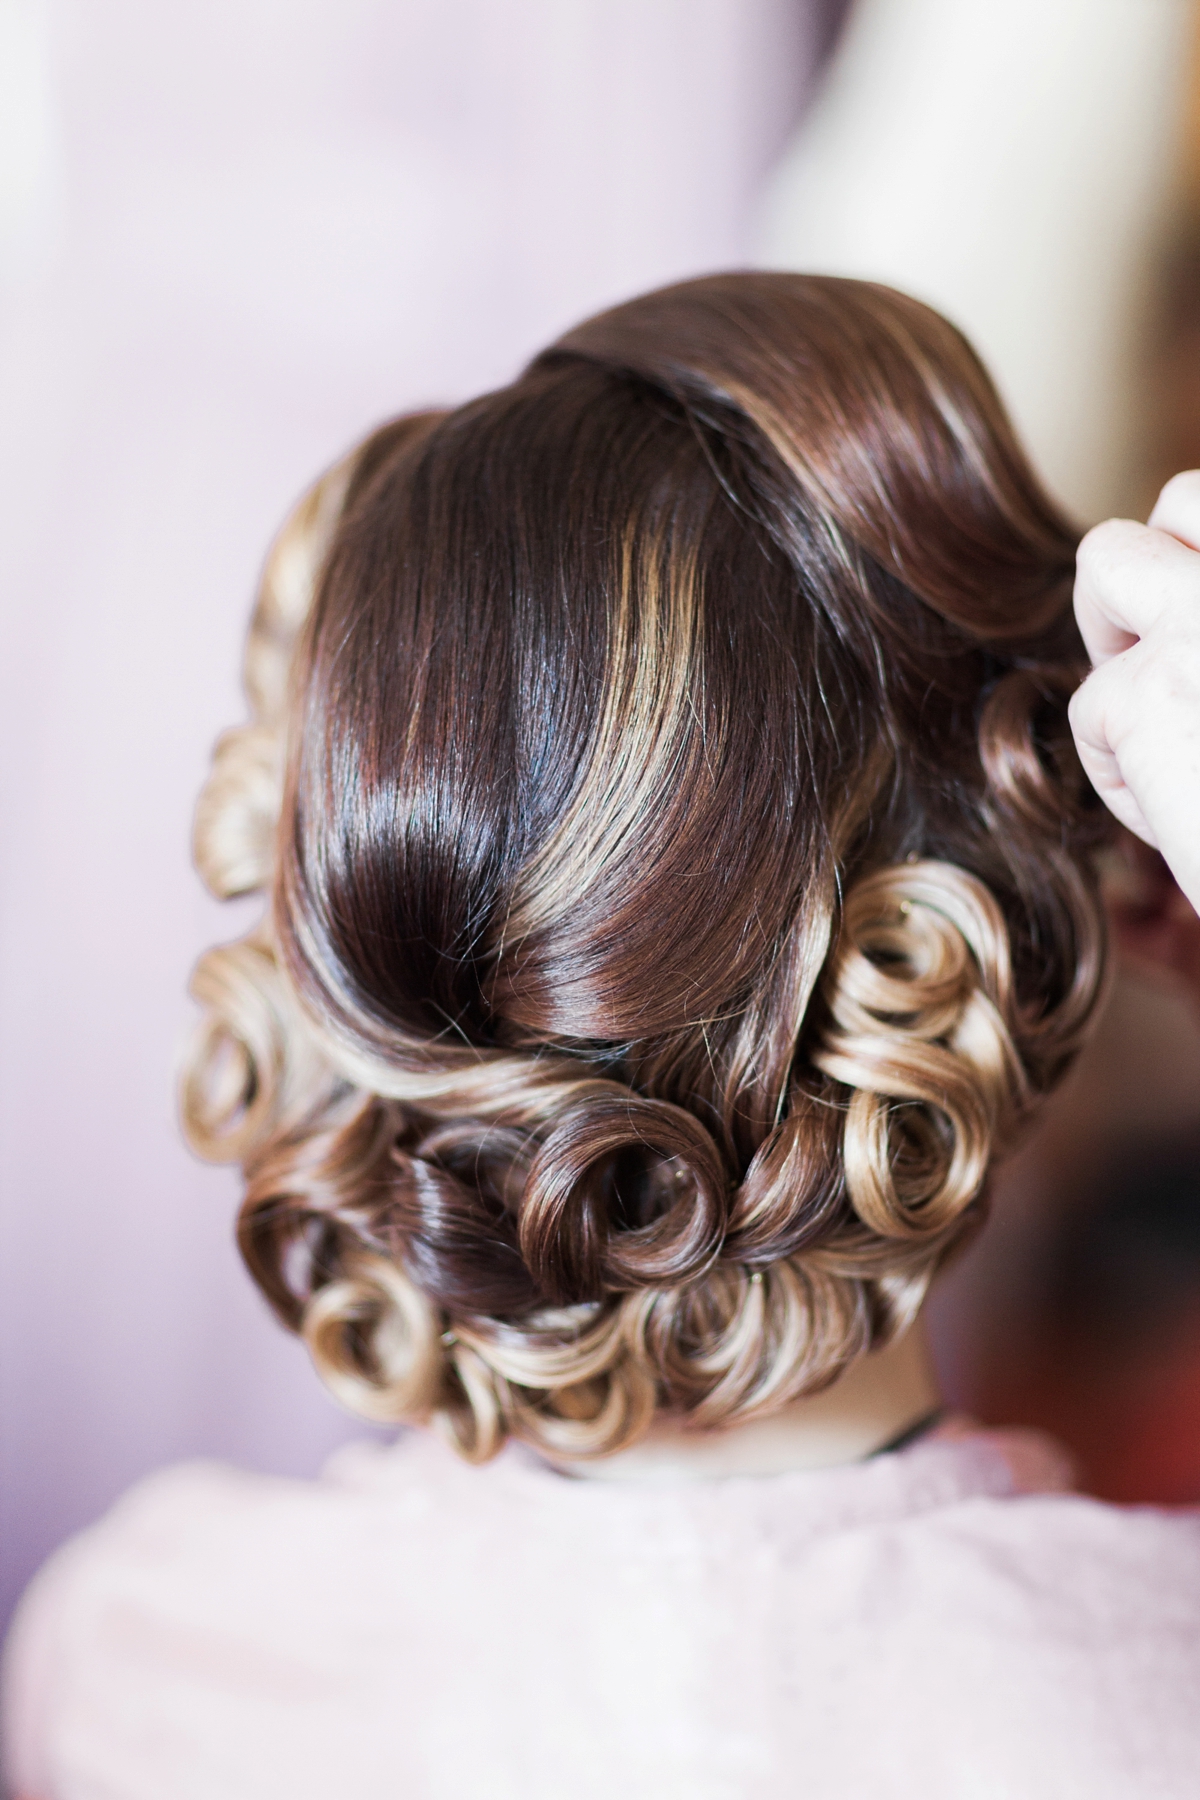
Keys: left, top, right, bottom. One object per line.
{"left": 184, "top": 273, "right": 1106, "bottom": 1463}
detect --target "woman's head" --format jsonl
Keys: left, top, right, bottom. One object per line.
{"left": 185, "top": 273, "right": 1104, "bottom": 1460}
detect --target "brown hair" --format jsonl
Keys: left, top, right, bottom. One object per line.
{"left": 184, "top": 273, "right": 1104, "bottom": 1460}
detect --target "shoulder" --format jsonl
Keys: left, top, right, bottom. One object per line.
{"left": 0, "top": 1444, "right": 446, "bottom": 1798}
{"left": 7, "top": 1456, "right": 353, "bottom": 1632}
{"left": 6, "top": 1433, "right": 1200, "bottom": 1798}
{"left": 728, "top": 1448, "right": 1200, "bottom": 1796}
{"left": 889, "top": 1424, "right": 1200, "bottom": 1615}
{"left": 914, "top": 1436, "right": 1200, "bottom": 1612}
{"left": 825, "top": 1431, "right": 1200, "bottom": 1650}
{"left": 4, "top": 1438, "right": 452, "bottom": 1659}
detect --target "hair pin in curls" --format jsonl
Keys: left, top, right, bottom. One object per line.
{"left": 441, "top": 1329, "right": 458, "bottom": 1348}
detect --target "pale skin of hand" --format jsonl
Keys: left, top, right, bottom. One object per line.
{"left": 1070, "top": 470, "right": 1200, "bottom": 912}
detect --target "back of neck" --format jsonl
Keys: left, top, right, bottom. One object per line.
{"left": 552, "top": 1320, "right": 941, "bottom": 1482}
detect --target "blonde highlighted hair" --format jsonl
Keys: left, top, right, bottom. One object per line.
{"left": 184, "top": 274, "right": 1104, "bottom": 1461}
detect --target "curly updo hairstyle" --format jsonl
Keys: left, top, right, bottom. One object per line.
{"left": 184, "top": 273, "right": 1105, "bottom": 1461}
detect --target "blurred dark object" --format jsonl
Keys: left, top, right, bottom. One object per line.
{"left": 931, "top": 835, "right": 1200, "bottom": 1505}
{"left": 1105, "top": 831, "right": 1200, "bottom": 1000}
{"left": 978, "top": 1137, "right": 1200, "bottom": 1505}
{"left": 1144, "top": 7, "right": 1200, "bottom": 501}
{"left": 1153, "top": 224, "right": 1200, "bottom": 486}
{"left": 813, "top": 0, "right": 855, "bottom": 66}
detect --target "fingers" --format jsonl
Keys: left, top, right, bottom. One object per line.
{"left": 1070, "top": 473, "right": 1200, "bottom": 910}
{"left": 1075, "top": 515, "right": 1200, "bottom": 668}
{"left": 1067, "top": 660, "right": 1159, "bottom": 847}
{"left": 1148, "top": 468, "right": 1200, "bottom": 547}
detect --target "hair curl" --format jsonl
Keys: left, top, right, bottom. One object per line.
{"left": 184, "top": 274, "right": 1105, "bottom": 1462}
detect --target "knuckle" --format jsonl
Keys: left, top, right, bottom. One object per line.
{"left": 1157, "top": 468, "right": 1200, "bottom": 509}
{"left": 1076, "top": 518, "right": 1141, "bottom": 580}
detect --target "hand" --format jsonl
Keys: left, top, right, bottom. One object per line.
{"left": 1070, "top": 471, "right": 1200, "bottom": 912}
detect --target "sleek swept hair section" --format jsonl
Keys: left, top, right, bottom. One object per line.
{"left": 184, "top": 273, "right": 1105, "bottom": 1461}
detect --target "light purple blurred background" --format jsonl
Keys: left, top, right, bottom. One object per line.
{"left": 0, "top": 0, "right": 838, "bottom": 1634}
